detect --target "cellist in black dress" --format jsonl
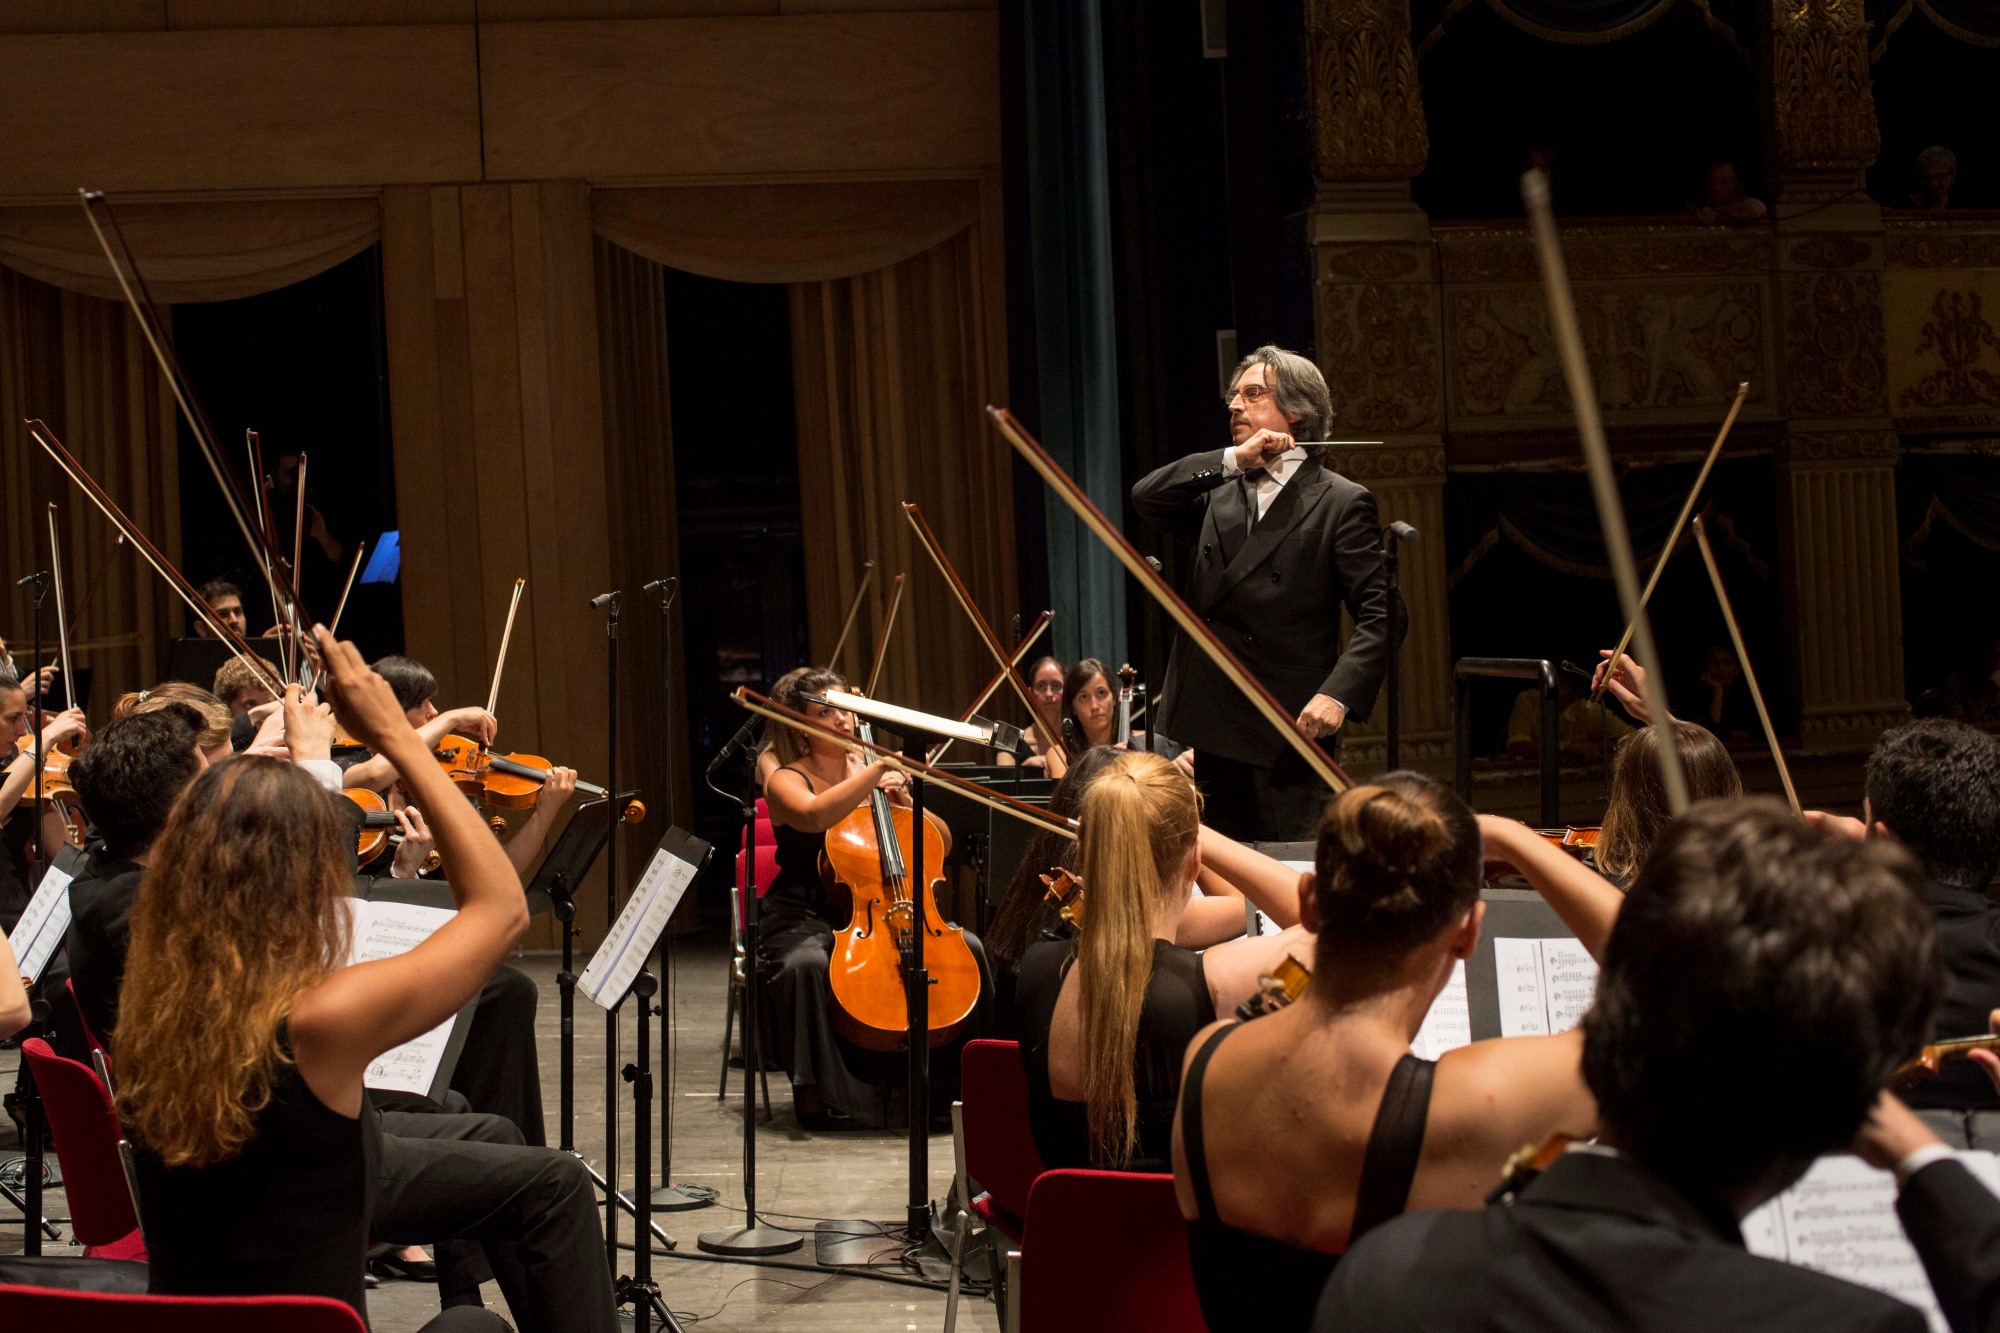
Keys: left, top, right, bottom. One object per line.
{"left": 754, "top": 666, "right": 925, "bottom": 1125}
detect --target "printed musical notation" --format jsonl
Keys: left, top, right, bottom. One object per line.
{"left": 1743, "top": 1153, "right": 2000, "bottom": 1331}
{"left": 8, "top": 858, "right": 75, "bottom": 984}
{"left": 342, "top": 898, "right": 459, "bottom": 1098}
{"left": 1493, "top": 937, "right": 1598, "bottom": 1037}
{"left": 579, "top": 837, "right": 703, "bottom": 1010}
{"left": 1410, "top": 961, "right": 1471, "bottom": 1060}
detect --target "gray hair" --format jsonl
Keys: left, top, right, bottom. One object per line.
{"left": 1918, "top": 145, "right": 1958, "bottom": 172}
{"left": 1230, "top": 345, "right": 1336, "bottom": 445}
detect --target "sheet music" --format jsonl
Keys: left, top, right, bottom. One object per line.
{"left": 1410, "top": 961, "right": 1471, "bottom": 1059}
{"left": 341, "top": 898, "right": 458, "bottom": 1097}
{"left": 1493, "top": 936, "right": 1599, "bottom": 1037}
{"left": 580, "top": 837, "right": 703, "bottom": 1010}
{"left": 1742, "top": 1152, "right": 2000, "bottom": 1332}
{"left": 8, "top": 859, "right": 75, "bottom": 984}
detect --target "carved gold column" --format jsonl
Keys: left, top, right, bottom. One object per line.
{"left": 1306, "top": 0, "right": 1449, "bottom": 772}
{"left": 1764, "top": 0, "right": 1907, "bottom": 749}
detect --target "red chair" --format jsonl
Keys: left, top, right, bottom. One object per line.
{"left": 1005, "top": 1170, "right": 1203, "bottom": 1333}
{"left": 0, "top": 1283, "right": 365, "bottom": 1331}
{"left": 944, "top": 1040, "right": 1046, "bottom": 1332}
{"left": 17, "top": 1040, "right": 145, "bottom": 1261}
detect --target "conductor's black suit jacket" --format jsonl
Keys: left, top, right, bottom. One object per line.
{"left": 1130, "top": 448, "right": 1399, "bottom": 767}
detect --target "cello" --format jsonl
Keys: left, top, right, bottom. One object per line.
{"left": 821, "top": 724, "right": 981, "bottom": 1051}
{"left": 817, "top": 599, "right": 982, "bottom": 1052}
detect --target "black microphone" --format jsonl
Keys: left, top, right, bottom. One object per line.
{"left": 1145, "top": 556, "right": 1164, "bottom": 574}
{"left": 15, "top": 571, "right": 47, "bottom": 588}
{"left": 704, "top": 714, "right": 762, "bottom": 777}
{"left": 641, "top": 577, "right": 677, "bottom": 594}
{"left": 1386, "top": 521, "right": 1420, "bottom": 544}
{"left": 588, "top": 591, "right": 619, "bottom": 609}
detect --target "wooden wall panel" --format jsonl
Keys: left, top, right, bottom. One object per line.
{"left": 383, "top": 181, "right": 617, "bottom": 947}
{"left": 478, "top": 13, "right": 1001, "bottom": 180}
{"left": 0, "top": 25, "right": 480, "bottom": 195}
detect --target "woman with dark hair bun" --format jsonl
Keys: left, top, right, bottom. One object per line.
{"left": 1170, "top": 771, "right": 1626, "bottom": 1333}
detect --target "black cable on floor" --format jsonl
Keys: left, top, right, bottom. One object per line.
{"left": 612, "top": 1239, "right": 992, "bottom": 1295}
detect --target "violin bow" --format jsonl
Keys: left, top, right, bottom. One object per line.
{"left": 1594, "top": 380, "right": 1750, "bottom": 701}
{"left": 64, "top": 532, "right": 125, "bottom": 640}
{"left": 304, "top": 540, "right": 367, "bottom": 695}
{"left": 1690, "top": 517, "right": 1800, "bottom": 815}
{"left": 984, "top": 408, "right": 1355, "bottom": 794}
{"left": 246, "top": 429, "right": 289, "bottom": 679}
{"left": 1522, "top": 169, "right": 1687, "bottom": 813}
{"left": 288, "top": 452, "right": 310, "bottom": 682}
{"left": 486, "top": 577, "right": 528, "bottom": 720}
{"left": 863, "top": 573, "right": 906, "bottom": 698}
{"left": 902, "top": 501, "right": 1071, "bottom": 769}
{"left": 826, "top": 559, "right": 877, "bottom": 673}
{"left": 28, "top": 420, "right": 287, "bottom": 698}
{"left": 929, "top": 609, "right": 1053, "bottom": 764}
{"left": 77, "top": 190, "right": 307, "bottom": 646}
{"left": 732, "top": 686, "right": 1076, "bottom": 840}
{"left": 45, "top": 505, "right": 74, "bottom": 712}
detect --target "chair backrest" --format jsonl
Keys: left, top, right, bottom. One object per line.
{"left": 65, "top": 978, "right": 112, "bottom": 1066}
{"left": 1016, "top": 1170, "right": 1203, "bottom": 1333}
{"left": 738, "top": 806, "right": 780, "bottom": 905}
{"left": 960, "top": 1040, "right": 1045, "bottom": 1222}
{"left": 0, "top": 1283, "right": 367, "bottom": 1332}
{"left": 18, "top": 1040, "right": 140, "bottom": 1248}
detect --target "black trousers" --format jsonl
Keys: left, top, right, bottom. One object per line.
{"left": 448, "top": 963, "right": 545, "bottom": 1147}
{"left": 1195, "top": 748, "right": 1338, "bottom": 843}
{"left": 373, "top": 1111, "right": 617, "bottom": 1333}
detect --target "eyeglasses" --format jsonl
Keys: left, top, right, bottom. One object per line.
{"left": 1226, "top": 384, "right": 1276, "bottom": 407}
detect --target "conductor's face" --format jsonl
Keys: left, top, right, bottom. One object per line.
{"left": 1227, "top": 364, "right": 1293, "bottom": 444}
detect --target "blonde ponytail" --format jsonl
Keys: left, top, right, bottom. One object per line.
{"left": 1074, "top": 750, "right": 1200, "bottom": 1166}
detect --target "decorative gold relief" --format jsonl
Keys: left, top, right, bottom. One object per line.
{"left": 1446, "top": 282, "right": 1765, "bottom": 421}
{"left": 1899, "top": 290, "right": 2000, "bottom": 411}
{"left": 1319, "top": 280, "right": 1441, "bottom": 434}
{"left": 1320, "top": 246, "right": 1423, "bottom": 282}
{"left": 1789, "top": 235, "right": 1872, "bottom": 270}
{"left": 1307, "top": 0, "right": 1428, "bottom": 183}
{"left": 1784, "top": 271, "right": 1888, "bottom": 416}
{"left": 1886, "top": 228, "right": 2000, "bottom": 269}
{"left": 1775, "top": 430, "right": 1900, "bottom": 463}
{"left": 1440, "top": 231, "right": 1772, "bottom": 284}
{"left": 1768, "top": 0, "right": 1880, "bottom": 172}
{"left": 1319, "top": 443, "right": 1448, "bottom": 482}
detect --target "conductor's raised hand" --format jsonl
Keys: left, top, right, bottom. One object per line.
{"left": 313, "top": 626, "right": 410, "bottom": 754}
{"left": 1232, "top": 428, "right": 1295, "bottom": 473}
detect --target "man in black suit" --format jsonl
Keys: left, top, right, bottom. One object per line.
{"left": 1130, "top": 344, "right": 1398, "bottom": 840}
{"left": 1817, "top": 720, "right": 2000, "bottom": 1114}
{"left": 1317, "top": 799, "right": 1945, "bottom": 1332}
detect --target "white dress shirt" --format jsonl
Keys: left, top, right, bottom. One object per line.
{"left": 1221, "top": 445, "right": 1310, "bottom": 521}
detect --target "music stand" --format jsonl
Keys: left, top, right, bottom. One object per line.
{"left": 163, "top": 635, "right": 286, "bottom": 688}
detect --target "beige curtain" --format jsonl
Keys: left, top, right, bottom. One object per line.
{"left": 594, "top": 236, "right": 696, "bottom": 890}
{"left": 791, "top": 227, "right": 1016, "bottom": 720}
{"left": 593, "top": 179, "right": 980, "bottom": 286}
{"left": 0, "top": 197, "right": 380, "bottom": 304}
{"left": 0, "top": 268, "right": 178, "bottom": 701}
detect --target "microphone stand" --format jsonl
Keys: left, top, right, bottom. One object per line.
{"left": 592, "top": 590, "right": 628, "bottom": 1279}
{"left": 1382, "top": 523, "right": 1418, "bottom": 771}
{"left": 644, "top": 578, "right": 710, "bottom": 1213}
{"left": 23, "top": 571, "right": 47, "bottom": 893}
{"left": 698, "top": 729, "right": 804, "bottom": 1257}
{"left": 17, "top": 570, "right": 50, "bottom": 1256}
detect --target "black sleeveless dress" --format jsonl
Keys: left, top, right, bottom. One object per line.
{"left": 760, "top": 765, "right": 832, "bottom": 944}
{"left": 1013, "top": 937, "right": 1215, "bottom": 1173}
{"left": 134, "top": 1023, "right": 379, "bottom": 1322}
{"left": 1178, "top": 1023, "right": 1435, "bottom": 1333}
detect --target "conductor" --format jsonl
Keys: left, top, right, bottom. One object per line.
{"left": 1130, "top": 345, "right": 1399, "bottom": 840}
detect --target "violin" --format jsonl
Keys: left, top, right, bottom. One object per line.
{"left": 1536, "top": 825, "right": 1601, "bottom": 854}
{"left": 1236, "top": 955, "right": 1312, "bottom": 1023}
{"left": 1040, "top": 866, "right": 1085, "bottom": 931}
{"left": 1114, "top": 663, "right": 1137, "bottom": 747}
{"left": 339, "top": 788, "right": 442, "bottom": 872}
{"left": 25, "top": 743, "right": 89, "bottom": 850}
{"left": 822, "top": 719, "right": 982, "bottom": 1052}
{"left": 1891, "top": 1033, "right": 2000, "bottom": 1090}
{"left": 432, "top": 735, "right": 645, "bottom": 821}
